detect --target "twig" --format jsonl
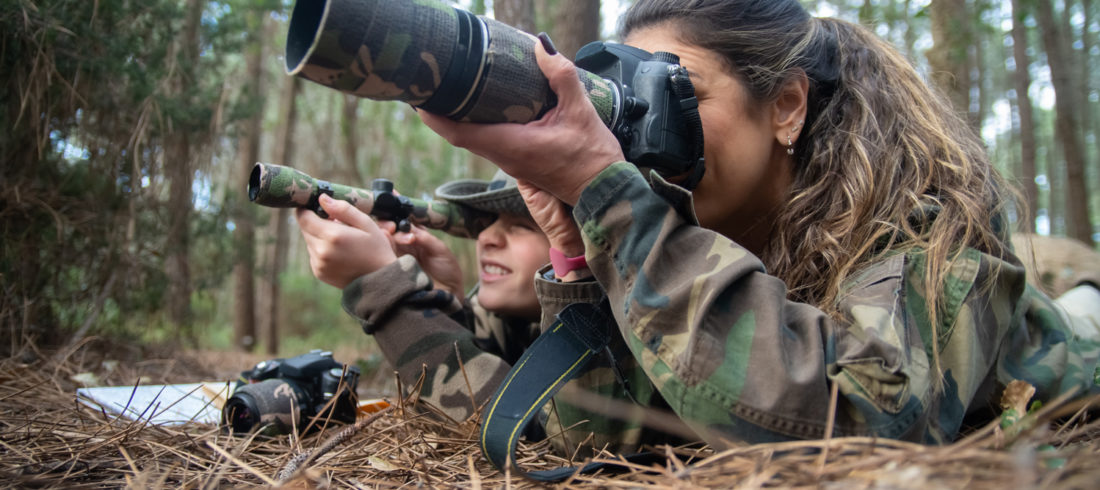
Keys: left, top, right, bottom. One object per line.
{"left": 277, "top": 404, "right": 397, "bottom": 482}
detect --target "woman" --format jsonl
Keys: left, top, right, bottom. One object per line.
{"left": 419, "top": 0, "right": 1100, "bottom": 445}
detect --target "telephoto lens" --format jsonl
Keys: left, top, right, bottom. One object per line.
{"left": 285, "top": 0, "right": 616, "bottom": 124}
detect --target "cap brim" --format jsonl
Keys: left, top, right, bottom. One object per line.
{"left": 434, "top": 179, "right": 530, "bottom": 218}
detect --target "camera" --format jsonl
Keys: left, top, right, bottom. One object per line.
{"left": 285, "top": 0, "right": 705, "bottom": 189}
{"left": 222, "top": 350, "right": 360, "bottom": 435}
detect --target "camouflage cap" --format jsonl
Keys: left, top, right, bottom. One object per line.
{"left": 434, "top": 169, "right": 531, "bottom": 220}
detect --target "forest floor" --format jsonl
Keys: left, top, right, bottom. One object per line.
{"left": 2, "top": 337, "right": 1099, "bottom": 488}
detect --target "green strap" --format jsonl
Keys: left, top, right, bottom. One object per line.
{"left": 480, "top": 301, "right": 654, "bottom": 481}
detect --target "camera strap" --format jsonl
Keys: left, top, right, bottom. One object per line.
{"left": 668, "top": 65, "right": 706, "bottom": 191}
{"left": 479, "top": 300, "right": 658, "bottom": 481}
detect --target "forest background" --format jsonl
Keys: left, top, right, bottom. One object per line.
{"left": 2, "top": 0, "right": 1098, "bottom": 379}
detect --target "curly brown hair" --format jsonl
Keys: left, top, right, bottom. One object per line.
{"left": 621, "top": 0, "right": 1015, "bottom": 332}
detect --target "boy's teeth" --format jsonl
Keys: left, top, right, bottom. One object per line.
{"left": 485, "top": 265, "right": 509, "bottom": 275}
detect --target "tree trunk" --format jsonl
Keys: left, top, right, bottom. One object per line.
{"left": 262, "top": 77, "right": 300, "bottom": 356}
{"left": 233, "top": 14, "right": 270, "bottom": 352}
{"left": 552, "top": 0, "right": 601, "bottom": 60}
{"left": 1082, "top": 0, "right": 1093, "bottom": 137}
{"left": 1081, "top": 0, "right": 1096, "bottom": 234}
{"left": 1036, "top": 0, "right": 1094, "bottom": 245}
{"left": 903, "top": 0, "right": 917, "bottom": 61}
{"left": 972, "top": 25, "right": 987, "bottom": 134}
{"left": 1010, "top": 0, "right": 1039, "bottom": 232}
{"left": 859, "top": 0, "right": 874, "bottom": 26}
{"left": 165, "top": 0, "right": 205, "bottom": 336}
{"left": 494, "top": 0, "right": 536, "bottom": 34}
{"left": 342, "top": 95, "right": 365, "bottom": 183}
{"left": 927, "top": 0, "right": 975, "bottom": 129}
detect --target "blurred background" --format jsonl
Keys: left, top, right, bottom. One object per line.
{"left": 2, "top": 0, "right": 1098, "bottom": 383}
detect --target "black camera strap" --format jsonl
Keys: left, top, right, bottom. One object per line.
{"left": 667, "top": 63, "right": 706, "bottom": 191}
{"left": 479, "top": 301, "right": 658, "bottom": 481}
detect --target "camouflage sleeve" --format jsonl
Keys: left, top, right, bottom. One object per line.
{"left": 341, "top": 255, "right": 513, "bottom": 421}
{"left": 997, "top": 283, "right": 1100, "bottom": 402}
{"left": 533, "top": 264, "right": 688, "bottom": 456}
{"left": 570, "top": 162, "right": 1100, "bottom": 447}
{"left": 533, "top": 264, "right": 605, "bottom": 331}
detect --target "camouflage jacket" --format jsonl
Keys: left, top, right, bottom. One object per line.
{"left": 341, "top": 255, "right": 541, "bottom": 422}
{"left": 544, "top": 161, "right": 1100, "bottom": 449}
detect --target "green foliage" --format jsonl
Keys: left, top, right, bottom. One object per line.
{"left": 0, "top": 0, "right": 273, "bottom": 348}
{"left": 277, "top": 270, "right": 362, "bottom": 339}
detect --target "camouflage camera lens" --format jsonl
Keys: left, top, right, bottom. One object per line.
{"left": 223, "top": 379, "right": 303, "bottom": 435}
{"left": 285, "top": 0, "right": 616, "bottom": 124}
{"left": 223, "top": 395, "right": 260, "bottom": 433}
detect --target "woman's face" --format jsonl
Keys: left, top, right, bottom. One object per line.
{"left": 625, "top": 25, "right": 795, "bottom": 251}
{"left": 476, "top": 213, "right": 549, "bottom": 320}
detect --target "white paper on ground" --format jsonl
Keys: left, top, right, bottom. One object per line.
{"left": 77, "top": 382, "right": 234, "bottom": 426}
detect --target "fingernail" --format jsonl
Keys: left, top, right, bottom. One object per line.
{"left": 537, "top": 32, "right": 558, "bottom": 56}
{"left": 319, "top": 194, "right": 332, "bottom": 204}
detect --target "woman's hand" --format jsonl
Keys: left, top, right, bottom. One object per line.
{"left": 296, "top": 194, "right": 399, "bottom": 289}
{"left": 517, "top": 180, "right": 584, "bottom": 257}
{"left": 385, "top": 222, "right": 465, "bottom": 296}
{"left": 417, "top": 35, "right": 623, "bottom": 206}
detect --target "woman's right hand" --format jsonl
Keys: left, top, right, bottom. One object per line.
{"left": 296, "top": 194, "right": 398, "bottom": 289}
{"left": 417, "top": 35, "right": 623, "bottom": 206}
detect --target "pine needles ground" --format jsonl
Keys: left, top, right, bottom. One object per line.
{"left": 1, "top": 340, "right": 1098, "bottom": 488}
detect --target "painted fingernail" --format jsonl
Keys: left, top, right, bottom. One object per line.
{"left": 537, "top": 32, "right": 558, "bottom": 56}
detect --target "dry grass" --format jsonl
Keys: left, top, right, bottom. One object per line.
{"left": 2, "top": 339, "right": 1099, "bottom": 489}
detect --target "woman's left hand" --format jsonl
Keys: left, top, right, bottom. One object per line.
{"left": 517, "top": 179, "right": 584, "bottom": 257}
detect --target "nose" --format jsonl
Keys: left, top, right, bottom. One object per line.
{"left": 477, "top": 219, "right": 506, "bottom": 249}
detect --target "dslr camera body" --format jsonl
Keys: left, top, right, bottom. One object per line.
{"left": 222, "top": 350, "right": 360, "bottom": 435}
{"left": 573, "top": 41, "right": 705, "bottom": 189}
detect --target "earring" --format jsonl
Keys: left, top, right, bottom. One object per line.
{"left": 786, "top": 120, "right": 803, "bottom": 156}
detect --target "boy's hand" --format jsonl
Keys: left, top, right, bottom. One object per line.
{"left": 385, "top": 222, "right": 465, "bottom": 296}
{"left": 296, "top": 194, "right": 399, "bottom": 288}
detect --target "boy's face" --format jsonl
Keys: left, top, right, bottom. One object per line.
{"left": 476, "top": 213, "right": 550, "bottom": 320}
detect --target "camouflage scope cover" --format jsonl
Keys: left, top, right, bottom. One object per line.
{"left": 248, "top": 162, "right": 495, "bottom": 239}
{"left": 285, "top": 0, "right": 616, "bottom": 125}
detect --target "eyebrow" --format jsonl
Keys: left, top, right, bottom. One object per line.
{"left": 684, "top": 68, "right": 704, "bottom": 81}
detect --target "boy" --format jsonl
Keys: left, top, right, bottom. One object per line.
{"left": 296, "top": 170, "right": 558, "bottom": 421}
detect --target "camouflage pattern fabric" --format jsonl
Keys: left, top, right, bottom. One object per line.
{"left": 340, "top": 163, "right": 1100, "bottom": 454}
{"left": 250, "top": 163, "right": 494, "bottom": 238}
{"left": 549, "top": 161, "right": 1100, "bottom": 447}
{"left": 288, "top": 0, "right": 616, "bottom": 125}
{"left": 533, "top": 268, "right": 692, "bottom": 456}
{"left": 338, "top": 252, "right": 663, "bottom": 456}
{"left": 341, "top": 255, "right": 541, "bottom": 422}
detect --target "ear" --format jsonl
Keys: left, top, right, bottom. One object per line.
{"left": 772, "top": 71, "right": 809, "bottom": 147}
